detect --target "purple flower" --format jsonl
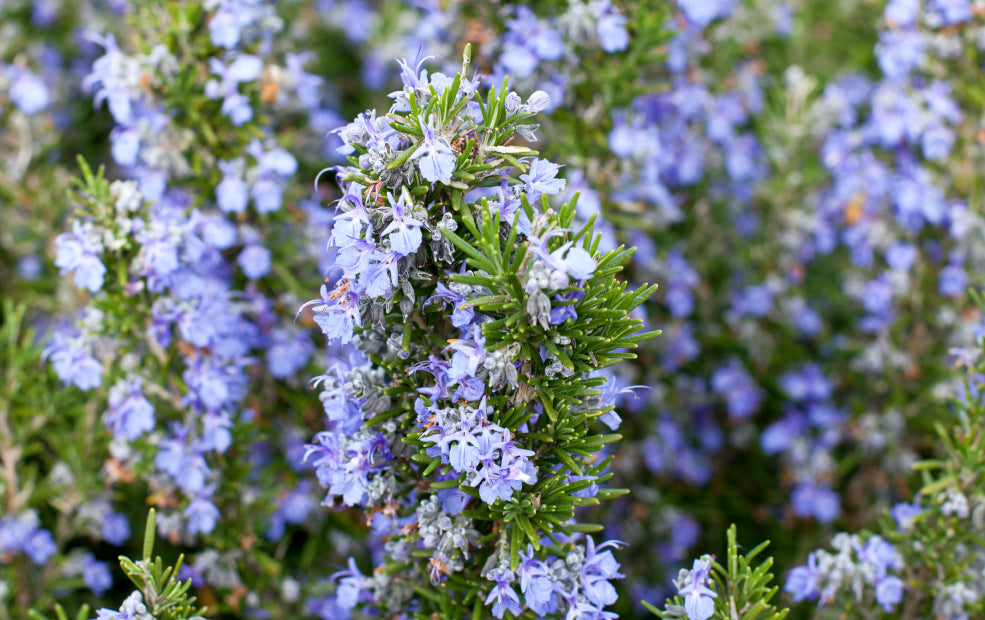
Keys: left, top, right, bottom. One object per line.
{"left": 885, "top": 0, "right": 920, "bottom": 26}
{"left": 266, "top": 481, "right": 317, "bottom": 540}
{"left": 581, "top": 537, "right": 625, "bottom": 606}
{"left": 54, "top": 220, "right": 106, "bottom": 293}
{"left": 381, "top": 192, "right": 424, "bottom": 255}
{"left": 247, "top": 140, "right": 298, "bottom": 214}
{"left": 82, "top": 555, "right": 113, "bottom": 595}
{"left": 528, "top": 231, "right": 597, "bottom": 284}
{"left": 484, "top": 568, "right": 522, "bottom": 619}
{"left": 43, "top": 327, "right": 103, "bottom": 391}
{"left": 876, "top": 29, "right": 925, "bottom": 79}
{"left": 784, "top": 552, "right": 820, "bottom": 602}
{"left": 939, "top": 264, "right": 968, "bottom": 297}
{"left": 410, "top": 114, "right": 457, "bottom": 185}
{"left": 527, "top": 90, "right": 551, "bottom": 113}
{"left": 929, "top": 0, "right": 972, "bottom": 25}
{"left": 95, "top": 592, "right": 150, "bottom": 620}
{"left": 891, "top": 498, "right": 922, "bottom": 530}
{"left": 209, "top": 0, "right": 252, "bottom": 48}
{"left": 216, "top": 160, "right": 249, "bottom": 213}
{"left": 677, "top": 558, "right": 717, "bottom": 620}
{"left": 733, "top": 284, "right": 773, "bottom": 317}
{"left": 677, "top": 0, "right": 736, "bottom": 27}
{"left": 4, "top": 66, "right": 50, "bottom": 115}
{"left": 426, "top": 281, "right": 476, "bottom": 330}
{"left": 468, "top": 435, "right": 538, "bottom": 504}
{"left": 267, "top": 327, "right": 315, "bottom": 379}
{"left": 185, "top": 494, "right": 220, "bottom": 535}
{"left": 155, "top": 426, "right": 210, "bottom": 495}
{"left": 922, "top": 124, "right": 955, "bottom": 160}
{"left": 204, "top": 54, "right": 263, "bottom": 126}
{"left": 520, "top": 158, "right": 566, "bottom": 200}
{"left": 25, "top": 528, "right": 57, "bottom": 565}
{"left": 711, "top": 360, "right": 763, "bottom": 419}
{"left": 791, "top": 481, "right": 840, "bottom": 522}
{"left": 238, "top": 244, "right": 271, "bottom": 280}
{"left": 102, "top": 511, "right": 131, "bottom": 546}
{"left": 875, "top": 575, "right": 905, "bottom": 611}
{"left": 858, "top": 536, "right": 901, "bottom": 575}
{"left": 885, "top": 242, "right": 917, "bottom": 272}
{"left": 333, "top": 557, "right": 369, "bottom": 610}
{"left": 596, "top": 2, "right": 629, "bottom": 52}
{"left": 84, "top": 33, "right": 137, "bottom": 125}
{"left": 300, "top": 283, "right": 362, "bottom": 345}
{"left": 105, "top": 378, "right": 155, "bottom": 441}
{"left": 779, "top": 364, "right": 831, "bottom": 402}
{"left": 518, "top": 545, "right": 558, "bottom": 615}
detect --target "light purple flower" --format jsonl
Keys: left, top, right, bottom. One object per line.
{"left": 678, "top": 558, "right": 717, "bottom": 620}
{"left": 381, "top": 192, "right": 424, "bottom": 255}
{"left": 238, "top": 244, "right": 271, "bottom": 280}
{"left": 520, "top": 158, "right": 566, "bottom": 199}
{"left": 784, "top": 552, "right": 820, "bottom": 602}
{"left": 204, "top": 54, "right": 263, "bottom": 126}
{"left": 484, "top": 568, "right": 522, "bottom": 619}
{"left": 54, "top": 221, "right": 106, "bottom": 293}
{"left": 216, "top": 160, "right": 249, "bottom": 213}
{"left": 410, "top": 114, "right": 457, "bottom": 185}
{"left": 5, "top": 66, "right": 50, "bottom": 115}
{"left": 105, "top": 378, "right": 155, "bottom": 441}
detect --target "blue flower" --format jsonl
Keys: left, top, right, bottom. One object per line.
{"left": 185, "top": 494, "right": 221, "bottom": 535}
{"left": 518, "top": 545, "right": 558, "bottom": 615}
{"left": 238, "top": 244, "right": 272, "bottom": 279}
{"left": 333, "top": 557, "right": 369, "bottom": 610}
{"left": 876, "top": 29, "right": 925, "bottom": 79}
{"left": 677, "top": 0, "right": 736, "bottom": 27}
{"left": 874, "top": 575, "right": 905, "bottom": 611}
{"left": 410, "top": 114, "right": 457, "bottom": 185}
{"left": 890, "top": 498, "right": 922, "bottom": 531}
{"left": 43, "top": 325, "right": 104, "bottom": 391}
{"left": 4, "top": 66, "right": 50, "bottom": 115}
{"left": 204, "top": 54, "right": 263, "bottom": 126}
{"left": 528, "top": 230, "right": 597, "bottom": 284}
{"left": 381, "top": 191, "right": 424, "bottom": 255}
{"left": 216, "top": 159, "right": 249, "bottom": 213}
{"left": 791, "top": 481, "right": 840, "bottom": 522}
{"left": 25, "top": 528, "right": 56, "bottom": 565}
{"left": 938, "top": 264, "right": 968, "bottom": 297}
{"left": 596, "top": 2, "right": 629, "bottom": 52}
{"left": 105, "top": 378, "right": 155, "bottom": 441}
{"left": 929, "top": 0, "right": 972, "bottom": 25}
{"left": 81, "top": 555, "right": 113, "bottom": 595}
{"left": 300, "top": 283, "right": 362, "bottom": 345}
{"left": 580, "top": 537, "right": 625, "bottom": 606}
{"left": 711, "top": 360, "right": 763, "bottom": 419}
{"left": 426, "top": 280, "right": 476, "bottom": 330}
{"left": 784, "top": 552, "right": 820, "bottom": 602}
{"left": 101, "top": 511, "right": 131, "bottom": 546}
{"left": 677, "top": 558, "right": 717, "bottom": 620}
{"left": 247, "top": 140, "right": 298, "bottom": 213}
{"left": 484, "top": 568, "right": 522, "bottom": 619}
{"left": 885, "top": 0, "right": 920, "bottom": 26}
{"left": 520, "top": 158, "right": 566, "bottom": 200}
{"left": 54, "top": 220, "right": 106, "bottom": 293}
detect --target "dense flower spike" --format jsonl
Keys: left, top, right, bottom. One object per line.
{"left": 12, "top": 0, "right": 985, "bottom": 617}
{"left": 300, "top": 48, "right": 657, "bottom": 617}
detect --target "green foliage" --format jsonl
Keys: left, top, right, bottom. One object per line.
{"left": 648, "top": 525, "right": 789, "bottom": 620}
{"left": 117, "top": 510, "right": 206, "bottom": 620}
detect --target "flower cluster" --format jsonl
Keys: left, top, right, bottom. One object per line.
{"left": 13, "top": 0, "right": 985, "bottom": 618}
{"left": 300, "top": 49, "right": 656, "bottom": 618}
{"left": 786, "top": 534, "right": 905, "bottom": 612}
